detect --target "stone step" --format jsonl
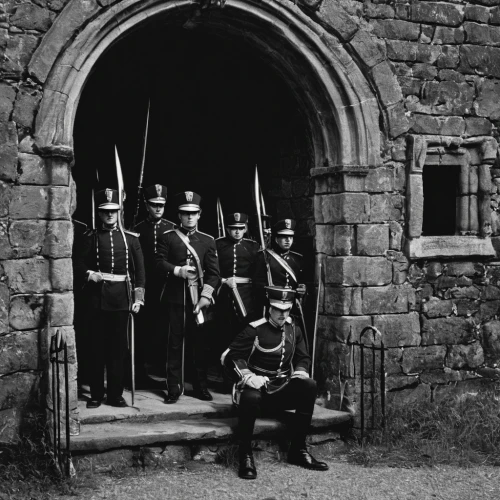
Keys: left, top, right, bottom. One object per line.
{"left": 72, "top": 389, "right": 351, "bottom": 454}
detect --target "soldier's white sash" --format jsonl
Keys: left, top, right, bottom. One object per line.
{"left": 266, "top": 249, "right": 298, "bottom": 285}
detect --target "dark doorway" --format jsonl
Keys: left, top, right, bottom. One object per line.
{"left": 73, "top": 22, "right": 313, "bottom": 254}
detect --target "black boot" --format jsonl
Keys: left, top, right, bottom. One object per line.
{"left": 287, "top": 411, "right": 329, "bottom": 471}
{"left": 238, "top": 446, "right": 257, "bottom": 480}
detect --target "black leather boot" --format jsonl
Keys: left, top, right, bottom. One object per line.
{"left": 238, "top": 447, "right": 257, "bottom": 479}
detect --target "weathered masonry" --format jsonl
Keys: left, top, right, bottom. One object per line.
{"left": 2, "top": 0, "right": 500, "bottom": 442}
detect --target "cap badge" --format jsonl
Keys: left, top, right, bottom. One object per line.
{"left": 105, "top": 189, "right": 113, "bottom": 202}
{"left": 185, "top": 191, "right": 193, "bottom": 202}
{"left": 282, "top": 291, "right": 287, "bottom": 300}
{"left": 285, "top": 219, "right": 292, "bottom": 229}
{"left": 234, "top": 213, "right": 240, "bottom": 222}
{"left": 155, "top": 184, "right": 162, "bottom": 197}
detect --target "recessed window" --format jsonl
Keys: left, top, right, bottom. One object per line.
{"left": 422, "top": 164, "right": 458, "bottom": 236}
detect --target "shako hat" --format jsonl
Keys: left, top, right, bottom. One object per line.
{"left": 96, "top": 188, "right": 120, "bottom": 210}
{"left": 265, "top": 286, "right": 296, "bottom": 310}
{"left": 144, "top": 184, "right": 167, "bottom": 204}
{"left": 174, "top": 191, "right": 201, "bottom": 212}
{"left": 226, "top": 213, "right": 248, "bottom": 228}
{"left": 274, "top": 219, "right": 296, "bottom": 236}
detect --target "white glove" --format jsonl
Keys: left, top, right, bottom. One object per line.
{"left": 291, "top": 370, "right": 309, "bottom": 379}
{"left": 225, "top": 277, "right": 237, "bottom": 289}
{"left": 245, "top": 374, "right": 269, "bottom": 390}
{"left": 131, "top": 302, "right": 141, "bottom": 314}
{"left": 177, "top": 265, "right": 196, "bottom": 279}
{"left": 88, "top": 271, "right": 103, "bottom": 283}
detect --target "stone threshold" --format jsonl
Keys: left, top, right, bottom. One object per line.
{"left": 72, "top": 388, "right": 351, "bottom": 454}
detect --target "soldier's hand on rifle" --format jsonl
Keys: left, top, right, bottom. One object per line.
{"left": 176, "top": 265, "right": 196, "bottom": 279}
{"left": 132, "top": 302, "right": 141, "bottom": 314}
{"left": 225, "top": 277, "right": 237, "bottom": 289}
{"left": 88, "top": 271, "right": 103, "bottom": 283}
{"left": 194, "top": 296, "right": 210, "bottom": 314}
{"left": 296, "top": 283, "right": 306, "bottom": 297}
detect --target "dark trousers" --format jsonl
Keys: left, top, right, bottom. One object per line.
{"left": 167, "top": 302, "right": 209, "bottom": 395}
{"left": 238, "top": 377, "right": 317, "bottom": 451}
{"left": 89, "top": 309, "right": 129, "bottom": 401}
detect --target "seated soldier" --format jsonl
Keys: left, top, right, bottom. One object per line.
{"left": 221, "top": 286, "right": 328, "bottom": 480}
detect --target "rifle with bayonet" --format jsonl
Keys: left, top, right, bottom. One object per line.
{"left": 217, "top": 197, "right": 226, "bottom": 239}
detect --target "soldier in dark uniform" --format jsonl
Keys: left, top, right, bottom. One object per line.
{"left": 132, "top": 184, "right": 175, "bottom": 386}
{"left": 254, "top": 219, "right": 306, "bottom": 309}
{"left": 155, "top": 191, "right": 220, "bottom": 403}
{"left": 74, "top": 189, "right": 146, "bottom": 409}
{"left": 216, "top": 213, "right": 260, "bottom": 352}
{"left": 222, "top": 286, "right": 328, "bottom": 480}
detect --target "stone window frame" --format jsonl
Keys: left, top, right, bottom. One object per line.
{"left": 406, "top": 135, "right": 497, "bottom": 259}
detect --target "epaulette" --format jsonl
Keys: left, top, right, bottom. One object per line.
{"left": 124, "top": 230, "right": 139, "bottom": 237}
{"left": 243, "top": 238, "right": 259, "bottom": 245}
{"left": 290, "top": 250, "right": 303, "bottom": 258}
{"left": 197, "top": 230, "right": 215, "bottom": 240}
{"left": 249, "top": 318, "right": 267, "bottom": 328}
{"left": 162, "top": 219, "right": 176, "bottom": 227}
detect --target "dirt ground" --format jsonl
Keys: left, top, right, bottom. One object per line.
{"left": 60, "top": 458, "right": 500, "bottom": 500}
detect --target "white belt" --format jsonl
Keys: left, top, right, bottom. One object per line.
{"left": 222, "top": 277, "right": 252, "bottom": 285}
{"left": 101, "top": 273, "right": 127, "bottom": 282}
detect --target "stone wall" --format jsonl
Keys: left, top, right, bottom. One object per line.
{"left": 2, "top": 0, "right": 500, "bottom": 441}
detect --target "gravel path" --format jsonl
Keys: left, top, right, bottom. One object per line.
{"left": 63, "top": 459, "right": 500, "bottom": 500}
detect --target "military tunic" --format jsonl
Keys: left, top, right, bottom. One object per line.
{"left": 74, "top": 226, "right": 145, "bottom": 401}
{"left": 133, "top": 217, "right": 176, "bottom": 379}
{"left": 216, "top": 237, "right": 260, "bottom": 350}
{"left": 155, "top": 227, "right": 220, "bottom": 393}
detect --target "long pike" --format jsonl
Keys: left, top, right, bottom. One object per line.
{"left": 254, "top": 166, "right": 272, "bottom": 285}
{"left": 132, "top": 99, "right": 150, "bottom": 229}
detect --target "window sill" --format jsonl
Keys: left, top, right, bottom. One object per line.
{"left": 406, "top": 236, "right": 495, "bottom": 259}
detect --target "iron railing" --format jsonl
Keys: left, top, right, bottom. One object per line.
{"left": 50, "top": 329, "right": 74, "bottom": 476}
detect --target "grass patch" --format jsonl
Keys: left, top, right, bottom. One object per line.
{"left": 347, "top": 384, "right": 500, "bottom": 468}
{"left": 0, "top": 413, "right": 97, "bottom": 500}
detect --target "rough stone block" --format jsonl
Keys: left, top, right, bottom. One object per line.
{"left": 349, "top": 30, "right": 386, "bottom": 68}
{"left": 475, "top": 79, "right": 500, "bottom": 120}
{"left": 438, "top": 69, "right": 466, "bottom": 83}
{"left": 386, "top": 101, "right": 411, "bottom": 138}
{"left": 9, "top": 294, "right": 45, "bottom": 331}
{"left": 446, "top": 343, "right": 484, "bottom": 369}
{"left": 446, "top": 261, "right": 480, "bottom": 277}
{"left": 0, "top": 220, "right": 13, "bottom": 260}
{"left": 0, "top": 283, "right": 9, "bottom": 334}
{"left": 318, "top": 315, "right": 371, "bottom": 343}
{"left": 389, "top": 221, "right": 403, "bottom": 251}
{"left": 316, "top": 224, "right": 352, "bottom": 256}
{"left": 42, "top": 220, "right": 73, "bottom": 258}
{"left": 12, "top": 89, "right": 42, "bottom": 129}
{"left": 0, "top": 121, "right": 18, "bottom": 182}
{"left": 478, "top": 300, "right": 500, "bottom": 321}
{"left": 0, "top": 32, "right": 38, "bottom": 77}
{"left": 370, "top": 194, "right": 404, "bottom": 222}
{"left": 3, "top": 257, "right": 72, "bottom": 294}
{"left": 422, "top": 298, "right": 454, "bottom": 318}
{"left": 482, "top": 285, "right": 500, "bottom": 300}
{"left": 9, "top": 186, "right": 71, "bottom": 219}
{"left": 460, "top": 45, "right": 500, "bottom": 78}
{"left": 326, "top": 256, "right": 392, "bottom": 286}
{"left": 433, "top": 379, "right": 495, "bottom": 403}
{"left": 317, "top": 0, "right": 359, "bottom": 41}
{"left": 412, "top": 63, "right": 438, "bottom": 80}
{"left": 482, "top": 320, "right": 500, "bottom": 364}
{"left": 356, "top": 224, "right": 389, "bottom": 256}
{"left": 464, "top": 22, "right": 500, "bottom": 46}
{"left": 386, "top": 374, "right": 419, "bottom": 391}
{"left": 455, "top": 299, "right": 480, "bottom": 317}
{"left": 365, "top": 2, "right": 394, "bottom": 19}
{"left": 410, "top": 115, "right": 465, "bottom": 136}
{"left": 420, "top": 367, "right": 462, "bottom": 385}
{"left": 372, "top": 19, "right": 419, "bottom": 40}
{"left": 324, "top": 286, "right": 362, "bottom": 315}
{"left": 414, "top": 81, "right": 474, "bottom": 116}
{"left": 401, "top": 346, "right": 447, "bottom": 373}
{"left": 421, "top": 317, "right": 474, "bottom": 345}
{"left": 432, "top": 26, "right": 465, "bottom": 45}
{"left": 315, "top": 194, "right": 370, "bottom": 224}
{"left": 10, "top": 3, "right": 55, "bottom": 31}
{"left": 392, "top": 251, "right": 409, "bottom": 284}
{"left": 465, "top": 117, "right": 493, "bottom": 136}
{"left": 364, "top": 167, "right": 393, "bottom": 193}
{"left": 9, "top": 220, "right": 46, "bottom": 258}
{"left": 387, "top": 383, "right": 431, "bottom": 406}
{"left": 437, "top": 46, "right": 460, "bottom": 68}
{"left": 492, "top": 6, "right": 500, "bottom": 25}
{"left": 362, "top": 285, "right": 413, "bottom": 314}
{"left": 371, "top": 61, "right": 403, "bottom": 108}
{"left": 18, "top": 154, "right": 46, "bottom": 184}
{"left": 0, "top": 408, "right": 23, "bottom": 444}
{"left": 464, "top": 5, "right": 490, "bottom": 23}
{"left": 0, "top": 331, "right": 39, "bottom": 374}
{"left": 48, "top": 292, "right": 74, "bottom": 326}
{"left": 0, "top": 83, "right": 16, "bottom": 121}
{"left": 373, "top": 312, "right": 421, "bottom": 347}
{"left": 0, "top": 372, "right": 40, "bottom": 411}
{"left": 411, "top": 2, "right": 464, "bottom": 27}
{"left": 444, "top": 285, "right": 480, "bottom": 300}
